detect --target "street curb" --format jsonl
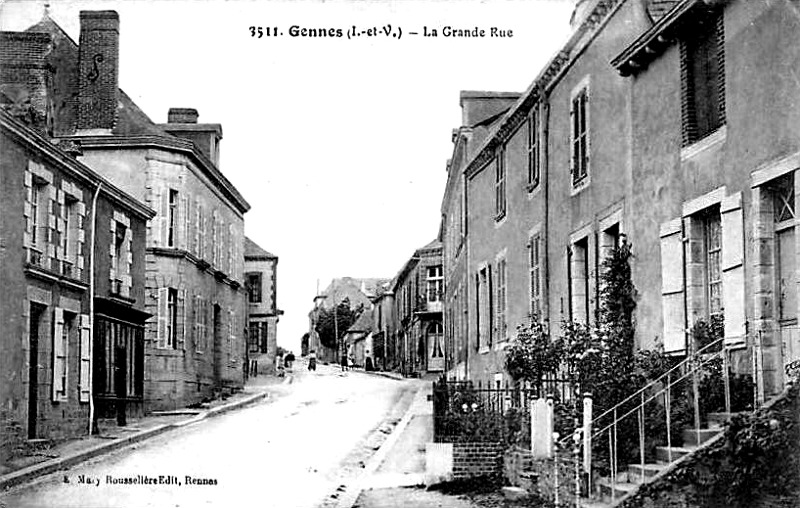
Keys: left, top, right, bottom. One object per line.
{"left": 359, "top": 370, "right": 405, "bottom": 381}
{"left": 336, "top": 383, "right": 426, "bottom": 508}
{"left": 0, "top": 382, "right": 280, "bottom": 492}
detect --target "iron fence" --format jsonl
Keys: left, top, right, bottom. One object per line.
{"left": 432, "top": 375, "right": 578, "bottom": 446}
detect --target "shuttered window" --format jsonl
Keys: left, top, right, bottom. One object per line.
{"left": 680, "top": 11, "right": 725, "bottom": 146}
{"left": 78, "top": 314, "right": 91, "bottom": 402}
{"left": 529, "top": 234, "right": 542, "bottom": 321}
{"left": 495, "top": 149, "right": 506, "bottom": 219}
{"left": 571, "top": 88, "right": 589, "bottom": 186}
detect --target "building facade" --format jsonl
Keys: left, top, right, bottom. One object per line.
{"left": 391, "top": 240, "right": 445, "bottom": 376}
{"left": 440, "top": 0, "right": 800, "bottom": 400}
{"left": 441, "top": 92, "right": 520, "bottom": 381}
{"left": 244, "top": 237, "right": 280, "bottom": 375}
{"left": 0, "top": 106, "right": 153, "bottom": 456}
{"left": 8, "top": 10, "right": 252, "bottom": 411}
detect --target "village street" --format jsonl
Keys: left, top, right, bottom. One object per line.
{"left": 0, "top": 363, "right": 419, "bottom": 508}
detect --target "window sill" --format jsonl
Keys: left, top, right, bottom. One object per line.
{"left": 494, "top": 212, "right": 507, "bottom": 228}
{"left": 680, "top": 125, "right": 727, "bottom": 161}
{"left": 527, "top": 182, "right": 542, "bottom": 198}
{"left": 570, "top": 176, "right": 590, "bottom": 196}
{"left": 479, "top": 346, "right": 491, "bottom": 355}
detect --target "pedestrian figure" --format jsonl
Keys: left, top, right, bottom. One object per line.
{"left": 308, "top": 350, "right": 317, "bottom": 371}
{"left": 285, "top": 351, "right": 295, "bottom": 370}
{"left": 341, "top": 352, "right": 349, "bottom": 371}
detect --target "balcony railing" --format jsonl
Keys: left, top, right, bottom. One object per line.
{"left": 60, "top": 260, "right": 74, "bottom": 278}
{"left": 27, "top": 246, "right": 44, "bottom": 267}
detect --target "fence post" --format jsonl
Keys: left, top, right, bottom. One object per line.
{"left": 553, "top": 431, "right": 561, "bottom": 508}
{"left": 582, "top": 392, "right": 592, "bottom": 496}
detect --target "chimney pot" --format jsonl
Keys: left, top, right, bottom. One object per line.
{"left": 168, "top": 108, "right": 199, "bottom": 124}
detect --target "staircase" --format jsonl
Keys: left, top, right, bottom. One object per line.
{"left": 553, "top": 336, "right": 752, "bottom": 508}
{"left": 590, "top": 412, "right": 733, "bottom": 506}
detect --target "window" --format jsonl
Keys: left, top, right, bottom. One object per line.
{"left": 249, "top": 322, "right": 261, "bottom": 353}
{"left": 113, "top": 223, "right": 126, "bottom": 292}
{"left": 168, "top": 189, "right": 178, "bottom": 247}
{"left": 528, "top": 108, "right": 540, "bottom": 188}
{"left": 495, "top": 148, "right": 506, "bottom": 219}
{"left": 529, "top": 234, "right": 542, "bottom": 321}
{"left": 427, "top": 266, "right": 443, "bottom": 303}
{"left": 703, "top": 211, "right": 722, "bottom": 317}
{"left": 571, "top": 87, "right": 589, "bottom": 186}
{"left": 681, "top": 12, "right": 725, "bottom": 146}
{"left": 429, "top": 322, "right": 444, "bottom": 358}
{"left": 247, "top": 273, "right": 263, "bottom": 303}
{"left": 496, "top": 257, "right": 507, "bottom": 341}
{"left": 52, "top": 309, "right": 74, "bottom": 402}
{"left": 476, "top": 265, "right": 492, "bottom": 350}
{"left": 164, "top": 288, "right": 178, "bottom": 348}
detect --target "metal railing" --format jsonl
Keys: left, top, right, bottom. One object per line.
{"left": 556, "top": 335, "right": 751, "bottom": 504}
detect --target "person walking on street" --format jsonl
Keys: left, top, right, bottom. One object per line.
{"left": 308, "top": 350, "right": 317, "bottom": 371}
{"left": 340, "top": 352, "right": 349, "bottom": 372}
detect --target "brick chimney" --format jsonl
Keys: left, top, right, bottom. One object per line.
{"left": 76, "top": 11, "right": 119, "bottom": 133}
{"left": 0, "top": 32, "right": 54, "bottom": 134}
{"left": 160, "top": 108, "right": 223, "bottom": 167}
{"left": 167, "top": 108, "right": 198, "bottom": 124}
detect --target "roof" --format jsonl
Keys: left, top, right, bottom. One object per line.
{"left": 346, "top": 311, "right": 373, "bottom": 333}
{"left": 19, "top": 12, "right": 250, "bottom": 213}
{"left": 244, "top": 236, "right": 277, "bottom": 260}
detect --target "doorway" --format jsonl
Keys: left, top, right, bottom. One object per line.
{"left": 27, "top": 304, "right": 45, "bottom": 439}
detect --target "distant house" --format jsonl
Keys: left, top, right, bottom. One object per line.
{"left": 308, "top": 277, "right": 389, "bottom": 364}
{"left": 244, "top": 237, "right": 281, "bottom": 375}
{"left": 391, "top": 240, "right": 444, "bottom": 376}
{"left": 344, "top": 311, "right": 373, "bottom": 369}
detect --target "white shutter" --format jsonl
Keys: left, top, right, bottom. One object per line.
{"left": 721, "top": 193, "right": 746, "bottom": 346}
{"left": 157, "top": 287, "right": 168, "bottom": 348}
{"left": 178, "top": 289, "right": 186, "bottom": 349}
{"left": 660, "top": 219, "right": 686, "bottom": 354}
{"left": 194, "top": 199, "right": 201, "bottom": 255}
{"left": 52, "top": 308, "right": 65, "bottom": 401}
{"left": 160, "top": 190, "right": 170, "bottom": 247}
{"left": 79, "top": 314, "right": 91, "bottom": 402}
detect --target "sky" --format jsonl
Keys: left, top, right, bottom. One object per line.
{"left": 0, "top": 0, "right": 574, "bottom": 352}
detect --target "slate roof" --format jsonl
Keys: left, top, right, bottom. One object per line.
{"left": 244, "top": 236, "right": 277, "bottom": 260}
{"left": 346, "top": 311, "right": 373, "bottom": 333}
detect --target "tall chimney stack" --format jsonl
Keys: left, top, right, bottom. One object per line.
{"left": 76, "top": 11, "right": 119, "bottom": 133}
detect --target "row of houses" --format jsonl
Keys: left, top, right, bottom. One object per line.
{"left": 432, "top": 0, "right": 800, "bottom": 404}
{"left": 0, "top": 10, "right": 280, "bottom": 458}
{"left": 306, "top": 239, "right": 447, "bottom": 378}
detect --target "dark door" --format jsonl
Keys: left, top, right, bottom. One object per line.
{"left": 27, "top": 305, "right": 44, "bottom": 439}
{"left": 114, "top": 346, "right": 127, "bottom": 426}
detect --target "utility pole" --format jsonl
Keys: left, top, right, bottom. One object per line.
{"left": 333, "top": 291, "right": 339, "bottom": 364}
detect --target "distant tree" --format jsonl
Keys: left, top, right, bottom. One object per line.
{"left": 315, "top": 298, "right": 363, "bottom": 350}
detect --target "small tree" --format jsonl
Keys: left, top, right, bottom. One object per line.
{"left": 314, "top": 298, "right": 362, "bottom": 351}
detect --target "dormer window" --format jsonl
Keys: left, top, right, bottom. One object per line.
{"left": 681, "top": 12, "right": 725, "bottom": 146}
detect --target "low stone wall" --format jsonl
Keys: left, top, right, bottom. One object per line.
{"left": 452, "top": 441, "right": 503, "bottom": 479}
{"left": 503, "top": 444, "right": 579, "bottom": 503}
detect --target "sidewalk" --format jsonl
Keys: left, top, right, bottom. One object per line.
{"left": 333, "top": 380, "right": 432, "bottom": 508}
{"left": 0, "top": 373, "right": 290, "bottom": 491}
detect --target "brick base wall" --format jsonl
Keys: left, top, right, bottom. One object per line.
{"left": 452, "top": 442, "right": 503, "bottom": 479}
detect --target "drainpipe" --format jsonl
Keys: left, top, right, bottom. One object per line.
{"left": 88, "top": 182, "right": 101, "bottom": 435}
{"left": 542, "top": 97, "right": 551, "bottom": 329}
{"left": 463, "top": 159, "right": 470, "bottom": 381}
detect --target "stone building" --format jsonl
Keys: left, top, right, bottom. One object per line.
{"left": 391, "top": 240, "right": 445, "bottom": 376}
{"left": 370, "top": 282, "right": 396, "bottom": 371}
{"left": 440, "top": 0, "right": 800, "bottom": 399}
{"left": 440, "top": 92, "right": 520, "bottom": 381}
{"left": 6, "top": 10, "right": 252, "bottom": 410}
{"left": 307, "top": 277, "right": 388, "bottom": 364}
{"left": 244, "top": 237, "right": 280, "bottom": 375}
{"left": 0, "top": 107, "right": 153, "bottom": 457}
